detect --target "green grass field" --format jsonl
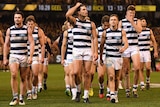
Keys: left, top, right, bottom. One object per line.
{"left": 0, "top": 64, "right": 160, "bottom": 107}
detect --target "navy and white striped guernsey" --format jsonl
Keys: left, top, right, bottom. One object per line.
{"left": 121, "top": 18, "right": 138, "bottom": 46}
{"left": 10, "top": 25, "right": 28, "bottom": 56}
{"left": 105, "top": 28, "right": 122, "bottom": 58}
{"left": 66, "top": 28, "right": 73, "bottom": 58}
{"left": 97, "top": 26, "right": 106, "bottom": 55}
{"left": 28, "top": 26, "right": 40, "bottom": 57}
{"left": 138, "top": 28, "right": 151, "bottom": 51}
{"left": 72, "top": 18, "right": 92, "bottom": 49}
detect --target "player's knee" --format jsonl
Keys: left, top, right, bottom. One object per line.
{"left": 146, "top": 67, "right": 151, "bottom": 71}
{"left": 123, "top": 66, "right": 129, "bottom": 72}
{"left": 84, "top": 71, "right": 90, "bottom": 77}
{"left": 99, "top": 75, "right": 104, "bottom": 80}
{"left": 11, "top": 72, "right": 18, "bottom": 79}
{"left": 21, "top": 77, "right": 26, "bottom": 83}
{"left": 99, "top": 76, "right": 104, "bottom": 82}
{"left": 109, "top": 75, "right": 114, "bottom": 81}
{"left": 134, "top": 68, "right": 140, "bottom": 72}
{"left": 125, "top": 71, "right": 129, "bottom": 77}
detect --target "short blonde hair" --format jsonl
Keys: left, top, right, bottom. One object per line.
{"left": 127, "top": 5, "right": 135, "bottom": 11}
{"left": 62, "top": 25, "right": 66, "bottom": 32}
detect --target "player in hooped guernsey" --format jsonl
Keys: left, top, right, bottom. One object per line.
{"left": 3, "top": 11, "right": 34, "bottom": 106}
{"left": 66, "top": 2, "right": 98, "bottom": 103}
{"left": 100, "top": 14, "right": 128, "bottom": 103}
{"left": 25, "top": 15, "right": 45, "bottom": 100}
{"left": 95, "top": 15, "right": 110, "bottom": 99}
{"left": 118, "top": 5, "right": 142, "bottom": 98}
{"left": 138, "top": 18, "right": 158, "bottom": 90}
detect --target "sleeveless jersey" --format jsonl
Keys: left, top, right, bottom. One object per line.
{"left": 28, "top": 26, "right": 39, "bottom": 58}
{"left": 10, "top": 25, "right": 28, "bottom": 56}
{"left": 97, "top": 26, "right": 106, "bottom": 55}
{"left": 138, "top": 28, "right": 151, "bottom": 51}
{"left": 66, "top": 28, "right": 73, "bottom": 59}
{"left": 72, "top": 18, "right": 92, "bottom": 49}
{"left": 121, "top": 18, "right": 138, "bottom": 46}
{"left": 105, "top": 28, "right": 123, "bottom": 58}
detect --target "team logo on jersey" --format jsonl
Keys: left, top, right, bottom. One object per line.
{"left": 20, "top": 34, "right": 26, "bottom": 36}
{"left": 11, "top": 34, "right": 16, "bottom": 37}
{"left": 114, "top": 36, "right": 122, "bottom": 43}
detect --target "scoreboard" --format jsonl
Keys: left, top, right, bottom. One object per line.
{"left": 0, "top": 4, "right": 156, "bottom": 12}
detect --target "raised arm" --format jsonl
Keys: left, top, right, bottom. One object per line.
{"left": 131, "top": 19, "right": 142, "bottom": 33}
{"left": 65, "top": 2, "right": 82, "bottom": 24}
{"left": 126, "top": 16, "right": 142, "bottom": 33}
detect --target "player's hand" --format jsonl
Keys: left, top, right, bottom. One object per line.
{"left": 27, "top": 57, "right": 32, "bottom": 64}
{"left": 40, "top": 57, "right": 44, "bottom": 63}
{"left": 126, "top": 15, "right": 134, "bottom": 23}
{"left": 27, "top": 26, "right": 33, "bottom": 34}
{"left": 92, "top": 60, "right": 97, "bottom": 65}
{"left": 154, "top": 52, "right": 158, "bottom": 58}
{"left": 93, "top": 53, "right": 98, "bottom": 61}
{"left": 76, "top": 2, "right": 82, "bottom": 7}
{"left": 61, "top": 60, "right": 65, "bottom": 66}
{"left": 3, "top": 59, "right": 9, "bottom": 66}
{"left": 100, "top": 59, "right": 104, "bottom": 66}
{"left": 119, "top": 47, "right": 125, "bottom": 53}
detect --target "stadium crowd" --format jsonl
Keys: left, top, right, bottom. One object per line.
{"left": 0, "top": 0, "right": 159, "bottom": 5}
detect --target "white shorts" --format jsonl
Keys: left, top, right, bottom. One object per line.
{"left": 9, "top": 55, "right": 28, "bottom": 67}
{"left": 73, "top": 48, "right": 92, "bottom": 61}
{"left": 122, "top": 46, "right": 139, "bottom": 57}
{"left": 39, "top": 54, "right": 48, "bottom": 65}
{"left": 32, "top": 56, "right": 39, "bottom": 65}
{"left": 66, "top": 54, "right": 73, "bottom": 63}
{"left": 64, "top": 54, "right": 73, "bottom": 67}
{"left": 105, "top": 57, "right": 123, "bottom": 70}
{"left": 139, "top": 51, "right": 151, "bottom": 62}
{"left": 43, "top": 58, "right": 48, "bottom": 65}
{"left": 98, "top": 54, "right": 106, "bottom": 64}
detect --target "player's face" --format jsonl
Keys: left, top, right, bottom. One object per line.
{"left": 14, "top": 14, "right": 23, "bottom": 25}
{"left": 102, "top": 22, "right": 109, "bottom": 30}
{"left": 109, "top": 16, "right": 118, "bottom": 27}
{"left": 79, "top": 6, "right": 88, "bottom": 17}
{"left": 26, "top": 20, "right": 35, "bottom": 30}
{"left": 141, "top": 19, "right": 147, "bottom": 27}
{"left": 126, "top": 10, "right": 135, "bottom": 18}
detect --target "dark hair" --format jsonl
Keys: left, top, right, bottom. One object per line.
{"left": 101, "top": 15, "right": 109, "bottom": 24}
{"left": 76, "top": 4, "right": 86, "bottom": 15}
{"left": 14, "top": 11, "right": 24, "bottom": 18}
{"left": 140, "top": 17, "right": 146, "bottom": 20}
{"left": 127, "top": 5, "right": 135, "bottom": 11}
{"left": 110, "top": 14, "right": 119, "bottom": 20}
{"left": 25, "top": 15, "right": 36, "bottom": 24}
